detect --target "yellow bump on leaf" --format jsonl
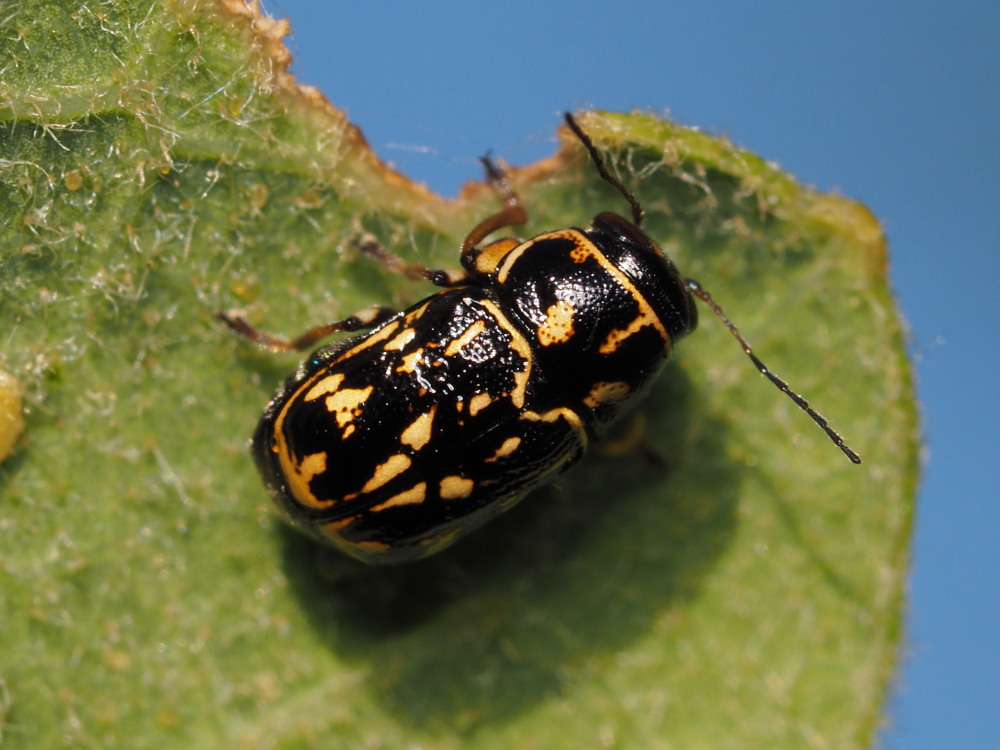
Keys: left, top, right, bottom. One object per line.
{"left": 0, "top": 367, "right": 24, "bottom": 463}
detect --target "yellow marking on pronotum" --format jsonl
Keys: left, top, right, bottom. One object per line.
{"left": 536, "top": 299, "right": 576, "bottom": 346}
{"left": 468, "top": 392, "right": 494, "bottom": 416}
{"left": 444, "top": 319, "right": 487, "bottom": 356}
{"left": 520, "top": 407, "right": 587, "bottom": 443}
{"left": 473, "top": 237, "right": 521, "bottom": 275}
{"left": 361, "top": 454, "right": 412, "bottom": 493}
{"left": 439, "top": 475, "right": 475, "bottom": 499}
{"left": 485, "top": 436, "right": 521, "bottom": 462}
{"left": 600, "top": 317, "right": 655, "bottom": 354}
{"left": 400, "top": 407, "right": 437, "bottom": 451}
{"left": 494, "top": 233, "right": 554, "bottom": 283}
{"left": 477, "top": 299, "right": 532, "bottom": 408}
{"left": 583, "top": 381, "right": 631, "bottom": 408}
{"left": 513, "top": 230, "right": 668, "bottom": 352}
{"left": 371, "top": 482, "right": 427, "bottom": 511}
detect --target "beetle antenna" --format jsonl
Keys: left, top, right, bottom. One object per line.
{"left": 685, "top": 278, "right": 861, "bottom": 464}
{"left": 564, "top": 112, "right": 645, "bottom": 228}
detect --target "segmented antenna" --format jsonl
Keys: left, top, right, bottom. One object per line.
{"left": 564, "top": 111, "right": 862, "bottom": 464}
{"left": 564, "top": 112, "right": 644, "bottom": 227}
{"left": 686, "top": 280, "right": 862, "bottom": 464}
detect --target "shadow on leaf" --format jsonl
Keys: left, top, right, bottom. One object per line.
{"left": 279, "top": 362, "right": 742, "bottom": 733}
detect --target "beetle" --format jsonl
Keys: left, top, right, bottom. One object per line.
{"left": 219, "top": 113, "right": 860, "bottom": 564}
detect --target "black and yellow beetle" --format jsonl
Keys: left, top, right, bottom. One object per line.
{"left": 219, "top": 113, "right": 860, "bottom": 564}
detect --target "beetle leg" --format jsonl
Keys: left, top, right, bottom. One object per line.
{"left": 460, "top": 155, "right": 529, "bottom": 255}
{"left": 355, "top": 234, "right": 467, "bottom": 288}
{"left": 216, "top": 305, "right": 399, "bottom": 352}
{"left": 595, "top": 413, "right": 667, "bottom": 469}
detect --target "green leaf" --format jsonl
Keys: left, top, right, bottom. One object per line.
{"left": 0, "top": 2, "right": 917, "bottom": 748}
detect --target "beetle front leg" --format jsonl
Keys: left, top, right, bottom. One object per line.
{"left": 355, "top": 234, "right": 468, "bottom": 288}
{"left": 459, "top": 155, "right": 529, "bottom": 255}
{"left": 216, "top": 305, "right": 399, "bottom": 352}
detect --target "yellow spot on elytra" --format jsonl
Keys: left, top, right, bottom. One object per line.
{"left": 522, "top": 408, "right": 574, "bottom": 424}
{"left": 279, "top": 451, "right": 329, "bottom": 510}
{"left": 298, "top": 452, "right": 327, "bottom": 481}
{"left": 338, "top": 320, "right": 400, "bottom": 362}
{"left": 445, "top": 319, "right": 487, "bottom": 356}
{"left": 371, "top": 482, "right": 427, "bottom": 511}
{"left": 439, "top": 476, "right": 475, "bottom": 499}
{"left": 583, "top": 381, "right": 631, "bottom": 408}
{"left": 324, "top": 386, "right": 374, "bottom": 429}
{"left": 521, "top": 407, "right": 586, "bottom": 439}
{"left": 303, "top": 373, "right": 344, "bottom": 402}
{"left": 405, "top": 301, "right": 431, "bottom": 324}
{"left": 536, "top": 299, "right": 576, "bottom": 347}
{"left": 400, "top": 407, "right": 436, "bottom": 451}
{"left": 468, "top": 392, "right": 493, "bottom": 416}
{"left": 362, "top": 454, "right": 412, "bottom": 493}
{"left": 478, "top": 299, "right": 532, "bottom": 408}
{"left": 397, "top": 349, "right": 423, "bottom": 374}
{"left": 485, "top": 436, "right": 522, "bottom": 462}
{"left": 385, "top": 327, "right": 417, "bottom": 351}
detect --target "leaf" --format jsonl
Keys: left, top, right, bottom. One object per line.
{"left": 0, "top": 1, "right": 917, "bottom": 748}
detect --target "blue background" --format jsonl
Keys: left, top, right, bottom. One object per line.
{"left": 267, "top": 2, "right": 999, "bottom": 746}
